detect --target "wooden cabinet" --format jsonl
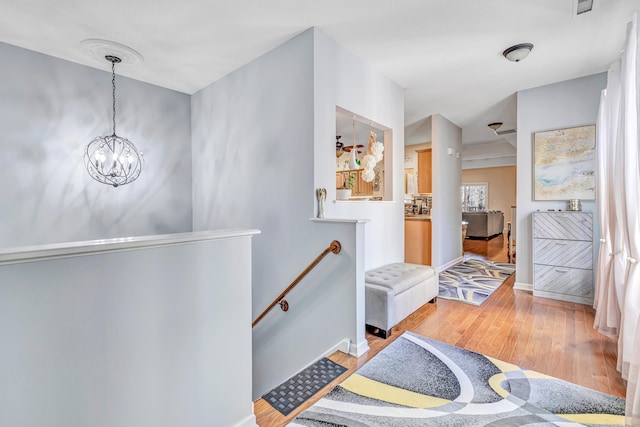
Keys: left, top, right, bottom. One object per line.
{"left": 405, "top": 218, "right": 432, "bottom": 265}
{"left": 532, "top": 211, "right": 593, "bottom": 305}
{"left": 335, "top": 170, "right": 373, "bottom": 197}
{"left": 336, "top": 171, "right": 346, "bottom": 189}
{"left": 417, "top": 149, "right": 432, "bottom": 194}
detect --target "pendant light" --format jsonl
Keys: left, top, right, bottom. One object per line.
{"left": 84, "top": 55, "right": 143, "bottom": 187}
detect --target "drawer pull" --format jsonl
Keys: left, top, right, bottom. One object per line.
{"left": 555, "top": 242, "right": 569, "bottom": 245}
{"left": 555, "top": 268, "right": 570, "bottom": 273}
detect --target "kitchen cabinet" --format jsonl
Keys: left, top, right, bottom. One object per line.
{"left": 405, "top": 217, "right": 431, "bottom": 265}
{"left": 336, "top": 169, "right": 374, "bottom": 196}
{"left": 417, "top": 149, "right": 432, "bottom": 194}
{"left": 532, "top": 211, "right": 593, "bottom": 305}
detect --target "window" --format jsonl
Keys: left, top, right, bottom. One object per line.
{"left": 461, "top": 183, "right": 488, "bottom": 212}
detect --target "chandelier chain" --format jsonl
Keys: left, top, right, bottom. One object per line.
{"left": 84, "top": 54, "right": 143, "bottom": 187}
{"left": 111, "top": 59, "right": 116, "bottom": 136}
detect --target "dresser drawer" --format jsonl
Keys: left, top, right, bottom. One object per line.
{"left": 533, "top": 239, "right": 592, "bottom": 269}
{"left": 533, "top": 264, "right": 594, "bottom": 298}
{"left": 533, "top": 212, "right": 592, "bottom": 241}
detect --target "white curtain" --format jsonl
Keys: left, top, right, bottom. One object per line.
{"left": 594, "top": 66, "right": 621, "bottom": 338}
{"left": 596, "top": 13, "right": 640, "bottom": 426}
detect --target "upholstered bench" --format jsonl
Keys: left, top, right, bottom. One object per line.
{"left": 365, "top": 263, "right": 438, "bottom": 338}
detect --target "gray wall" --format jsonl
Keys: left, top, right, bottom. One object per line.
{"left": 516, "top": 73, "right": 606, "bottom": 287}
{"left": 431, "top": 114, "right": 463, "bottom": 269}
{"left": 0, "top": 42, "right": 192, "bottom": 248}
{"left": 192, "top": 29, "right": 367, "bottom": 399}
{"left": 0, "top": 234, "right": 256, "bottom": 427}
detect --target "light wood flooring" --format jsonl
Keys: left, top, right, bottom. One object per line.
{"left": 255, "top": 233, "right": 625, "bottom": 427}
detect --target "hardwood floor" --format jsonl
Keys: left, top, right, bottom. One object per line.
{"left": 255, "top": 233, "right": 625, "bottom": 427}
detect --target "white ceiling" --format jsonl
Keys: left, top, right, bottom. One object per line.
{"left": 1, "top": 0, "right": 638, "bottom": 146}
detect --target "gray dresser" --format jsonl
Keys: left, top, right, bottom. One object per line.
{"left": 532, "top": 211, "right": 594, "bottom": 305}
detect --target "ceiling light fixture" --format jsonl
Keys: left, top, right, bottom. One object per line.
{"left": 502, "top": 43, "right": 534, "bottom": 62}
{"left": 84, "top": 55, "right": 143, "bottom": 187}
{"left": 488, "top": 122, "right": 503, "bottom": 131}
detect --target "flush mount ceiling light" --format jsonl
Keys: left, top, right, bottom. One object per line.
{"left": 84, "top": 55, "right": 143, "bottom": 187}
{"left": 502, "top": 43, "right": 534, "bottom": 62}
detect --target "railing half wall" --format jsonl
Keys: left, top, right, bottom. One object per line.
{"left": 0, "top": 229, "right": 260, "bottom": 427}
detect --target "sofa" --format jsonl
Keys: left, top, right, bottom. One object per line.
{"left": 462, "top": 211, "right": 504, "bottom": 238}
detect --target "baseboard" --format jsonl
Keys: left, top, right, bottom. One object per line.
{"left": 514, "top": 281, "right": 533, "bottom": 292}
{"left": 438, "top": 256, "right": 463, "bottom": 273}
{"left": 322, "top": 338, "right": 352, "bottom": 358}
{"left": 322, "top": 337, "right": 370, "bottom": 358}
{"left": 233, "top": 412, "right": 258, "bottom": 427}
{"left": 350, "top": 339, "right": 370, "bottom": 357}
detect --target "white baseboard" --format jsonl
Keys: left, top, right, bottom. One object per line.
{"left": 322, "top": 338, "right": 369, "bottom": 358}
{"left": 514, "top": 281, "right": 533, "bottom": 292}
{"left": 320, "top": 338, "right": 369, "bottom": 357}
{"left": 322, "top": 338, "right": 352, "bottom": 358}
{"left": 438, "top": 256, "right": 463, "bottom": 272}
{"left": 233, "top": 412, "right": 257, "bottom": 427}
{"left": 350, "top": 339, "right": 370, "bottom": 357}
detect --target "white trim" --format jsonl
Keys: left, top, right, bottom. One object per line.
{"left": 438, "top": 256, "right": 463, "bottom": 273}
{"left": 321, "top": 339, "right": 352, "bottom": 358}
{"left": 319, "top": 337, "right": 369, "bottom": 358}
{"left": 0, "top": 229, "right": 261, "bottom": 265}
{"left": 310, "top": 218, "right": 371, "bottom": 223}
{"left": 514, "top": 282, "right": 533, "bottom": 292}
{"left": 350, "top": 339, "right": 370, "bottom": 357}
{"left": 232, "top": 413, "right": 258, "bottom": 427}
{"left": 332, "top": 200, "right": 396, "bottom": 204}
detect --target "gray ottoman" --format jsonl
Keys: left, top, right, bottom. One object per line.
{"left": 365, "top": 263, "right": 438, "bottom": 338}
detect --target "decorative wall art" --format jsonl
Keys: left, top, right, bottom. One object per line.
{"left": 533, "top": 124, "right": 596, "bottom": 201}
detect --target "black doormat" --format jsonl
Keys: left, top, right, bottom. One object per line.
{"left": 262, "top": 357, "right": 348, "bottom": 416}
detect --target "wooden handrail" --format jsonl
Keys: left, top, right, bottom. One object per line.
{"left": 252, "top": 240, "right": 341, "bottom": 327}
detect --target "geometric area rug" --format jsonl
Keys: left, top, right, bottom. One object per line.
{"left": 439, "top": 258, "right": 516, "bottom": 306}
{"left": 288, "top": 331, "right": 626, "bottom": 426}
{"left": 263, "top": 357, "right": 348, "bottom": 416}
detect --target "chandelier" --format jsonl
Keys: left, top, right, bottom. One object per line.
{"left": 85, "top": 55, "right": 143, "bottom": 187}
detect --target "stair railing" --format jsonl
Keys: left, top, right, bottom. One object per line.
{"left": 252, "top": 240, "right": 341, "bottom": 327}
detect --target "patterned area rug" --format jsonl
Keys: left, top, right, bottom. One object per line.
{"left": 439, "top": 258, "right": 515, "bottom": 305}
{"left": 263, "top": 357, "right": 347, "bottom": 416}
{"left": 288, "top": 332, "right": 625, "bottom": 426}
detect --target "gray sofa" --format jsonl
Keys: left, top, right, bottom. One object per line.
{"left": 462, "top": 211, "right": 504, "bottom": 238}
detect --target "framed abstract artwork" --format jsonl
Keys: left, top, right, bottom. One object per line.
{"left": 533, "top": 124, "right": 596, "bottom": 201}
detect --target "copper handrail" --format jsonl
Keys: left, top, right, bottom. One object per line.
{"left": 252, "top": 240, "right": 341, "bottom": 328}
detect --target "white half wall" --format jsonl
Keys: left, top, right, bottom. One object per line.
{"left": 0, "top": 41, "right": 193, "bottom": 248}
{"left": 516, "top": 73, "right": 606, "bottom": 286}
{"left": 431, "top": 114, "right": 463, "bottom": 269}
{"left": 0, "top": 231, "right": 258, "bottom": 427}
